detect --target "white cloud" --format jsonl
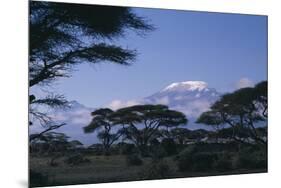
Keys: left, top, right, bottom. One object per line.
{"left": 106, "top": 99, "right": 141, "bottom": 110}
{"left": 174, "top": 96, "right": 183, "bottom": 100}
{"left": 236, "top": 77, "right": 254, "bottom": 89}
{"left": 154, "top": 96, "right": 169, "bottom": 105}
{"left": 171, "top": 100, "right": 211, "bottom": 118}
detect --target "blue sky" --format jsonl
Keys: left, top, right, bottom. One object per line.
{"left": 53, "top": 8, "right": 267, "bottom": 108}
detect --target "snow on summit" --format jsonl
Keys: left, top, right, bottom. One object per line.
{"left": 162, "top": 81, "right": 208, "bottom": 92}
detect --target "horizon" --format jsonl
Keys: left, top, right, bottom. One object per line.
{"left": 30, "top": 79, "right": 267, "bottom": 146}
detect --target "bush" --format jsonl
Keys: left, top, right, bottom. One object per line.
{"left": 64, "top": 153, "right": 91, "bottom": 166}
{"left": 161, "top": 138, "right": 178, "bottom": 156}
{"left": 118, "top": 143, "right": 136, "bottom": 155}
{"left": 30, "top": 170, "right": 49, "bottom": 187}
{"left": 150, "top": 138, "right": 160, "bottom": 146}
{"left": 126, "top": 154, "right": 143, "bottom": 166}
{"left": 176, "top": 146, "right": 217, "bottom": 172}
{"left": 88, "top": 144, "right": 104, "bottom": 155}
{"left": 175, "top": 145, "right": 196, "bottom": 171}
{"left": 150, "top": 145, "right": 167, "bottom": 160}
{"left": 191, "top": 152, "right": 217, "bottom": 171}
{"left": 235, "top": 147, "right": 267, "bottom": 169}
{"left": 142, "top": 160, "right": 171, "bottom": 179}
{"left": 214, "top": 153, "right": 233, "bottom": 171}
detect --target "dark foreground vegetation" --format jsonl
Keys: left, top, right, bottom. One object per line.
{"left": 30, "top": 139, "right": 267, "bottom": 187}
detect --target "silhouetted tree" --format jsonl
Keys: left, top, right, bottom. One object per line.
{"left": 83, "top": 108, "right": 123, "bottom": 155}
{"left": 111, "top": 104, "right": 188, "bottom": 155}
{"left": 31, "top": 132, "right": 70, "bottom": 166}
{"left": 68, "top": 140, "right": 84, "bottom": 151}
{"left": 160, "top": 128, "right": 191, "bottom": 145}
{"left": 197, "top": 81, "right": 267, "bottom": 145}
{"left": 29, "top": 1, "right": 154, "bottom": 136}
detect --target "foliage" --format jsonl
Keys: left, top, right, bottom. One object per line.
{"left": 30, "top": 170, "right": 49, "bottom": 187}
{"left": 29, "top": 123, "right": 66, "bottom": 141}
{"left": 160, "top": 138, "right": 178, "bottom": 156}
{"left": 126, "top": 154, "right": 143, "bottom": 166}
{"left": 87, "top": 144, "right": 104, "bottom": 155}
{"left": 64, "top": 153, "right": 91, "bottom": 166}
{"left": 29, "top": 1, "right": 153, "bottom": 134}
{"left": 111, "top": 104, "right": 188, "bottom": 154}
{"left": 190, "top": 152, "right": 218, "bottom": 171}
{"left": 116, "top": 142, "right": 136, "bottom": 155}
{"left": 68, "top": 140, "right": 83, "bottom": 150}
{"left": 176, "top": 145, "right": 218, "bottom": 172}
{"left": 213, "top": 152, "right": 233, "bottom": 171}
{"left": 30, "top": 1, "right": 153, "bottom": 87}
{"left": 141, "top": 160, "right": 171, "bottom": 179}
{"left": 83, "top": 108, "right": 123, "bottom": 155}
{"left": 234, "top": 146, "right": 267, "bottom": 169}
{"left": 167, "top": 128, "right": 191, "bottom": 144}
{"left": 150, "top": 145, "right": 167, "bottom": 160}
{"left": 160, "top": 128, "right": 184, "bottom": 144}
{"left": 197, "top": 81, "right": 268, "bottom": 145}
{"left": 31, "top": 132, "right": 70, "bottom": 153}
{"left": 30, "top": 132, "right": 73, "bottom": 166}
{"left": 175, "top": 145, "right": 196, "bottom": 171}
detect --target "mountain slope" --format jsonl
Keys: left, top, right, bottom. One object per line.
{"left": 144, "top": 81, "right": 220, "bottom": 120}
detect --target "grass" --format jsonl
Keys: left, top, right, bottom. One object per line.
{"left": 29, "top": 154, "right": 267, "bottom": 187}
{"left": 30, "top": 155, "right": 150, "bottom": 186}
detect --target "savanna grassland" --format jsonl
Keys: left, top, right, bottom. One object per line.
{"left": 30, "top": 142, "right": 267, "bottom": 187}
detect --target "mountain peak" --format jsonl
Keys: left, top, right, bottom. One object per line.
{"left": 68, "top": 100, "right": 86, "bottom": 109}
{"left": 162, "top": 81, "right": 208, "bottom": 92}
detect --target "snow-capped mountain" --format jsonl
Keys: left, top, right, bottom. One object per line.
{"left": 144, "top": 81, "right": 220, "bottom": 119}
{"left": 106, "top": 81, "right": 221, "bottom": 129}
{"left": 162, "top": 81, "right": 208, "bottom": 92}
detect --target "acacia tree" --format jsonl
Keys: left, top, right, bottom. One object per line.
{"left": 111, "top": 104, "right": 188, "bottom": 154}
{"left": 31, "top": 132, "right": 70, "bottom": 166}
{"left": 83, "top": 108, "right": 123, "bottom": 155}
{"left": 29, "top": 1, "right": 153, "bottom": 137}
{"left": 68, "top": 140, "right": 84, "bottom": 151}
{"left": 197, "top": 81, "right": 267, "bottom": 145}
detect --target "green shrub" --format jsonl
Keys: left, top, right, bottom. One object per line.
{"left": 150, "top": 145, "right": 167, "bottom": 160}
{"left": 214, "top": 153, "right": 233, "bottom": 171}
{"left": 161, "top": 138, "right": 178, "bottom": 156}
{"left": 191, "top": 152, "right": 217, "bottom": 171}
{"left": 119, "top": 143, "right": 136, "bottom": 155}
{"left": 176, "top": 146, "right": 217, "bottom": 172}
{"left": 235, "top": 147, "right": 267, "bottom": 169}
{"left": 175, "top": 145, "right": 196, "bottom": 171}
{"left": 150, "top": 138, "right": 160, "bottom": 146}
{"left": 142, "top": 160, "right": 171, "bottom": 179}
{"left": 88, "top": 144, "right": 104, "bottom": 155}
{"left": 64, "top": 153, "right": 91, "bottom": 166}
{"left": 126, "top": 154, "right": 143, "bottom": 166}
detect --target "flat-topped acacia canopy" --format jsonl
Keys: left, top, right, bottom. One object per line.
{"left": 111, "top": 104, "right": 188, "bottom": 127}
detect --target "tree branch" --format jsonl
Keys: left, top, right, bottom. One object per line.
{"left": 29, "top": 123, "right": 66, "bottom": 141}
